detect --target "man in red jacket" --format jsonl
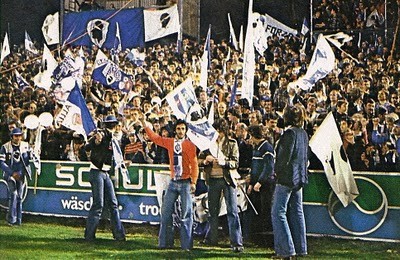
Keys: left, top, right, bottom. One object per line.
{"left": 141, "top": 117, "right": 198, "bottom": 251}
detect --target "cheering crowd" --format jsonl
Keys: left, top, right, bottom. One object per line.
{"left": 1, "top": 3, "right": 400, "bottom": 256}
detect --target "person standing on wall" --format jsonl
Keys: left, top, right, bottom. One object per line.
{"left": 84, "top": 115, "right": 126, "bottom": 241}
{"left": 140, "top": 116, "right": 198, "bottom": 251}
{"left": 0, "top": 127, "right": 33, "bottom": 226}
{"left": 272, "top": 104, "right": 309, "bottom": 259}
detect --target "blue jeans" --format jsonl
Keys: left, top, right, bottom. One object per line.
{"left": 271, "top": 184, "right": 307, "bottom": 257}
{"left": 7, "top": 177, "right": 24, "bottom": 225}
{"left": 206, "top": 178, "right": 243, "bottom": 247}
{"left": 85, "top": 169, "right": 125, "bottom": 240}
{"left": 159, "top": 179, "right": 193, "bottom": 250}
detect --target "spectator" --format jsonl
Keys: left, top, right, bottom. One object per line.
{"left": 0, "top": 128, "right": 34, "bottom": 226}
{"left": 198, "top": 118, "right": 244, "bottom": 252}
{"left": 142, "top": 117, "right": 198, "bottom": 251}
{"left": 271, "top": 104, "right": 308, "bottom": 259}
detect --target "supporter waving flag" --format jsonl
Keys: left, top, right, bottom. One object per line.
{"left": 92, "top": 49, "right": 133, "bottom": 92}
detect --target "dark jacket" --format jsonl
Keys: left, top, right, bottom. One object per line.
{"left": 275, "top": 126, "right": 309, "bottom": 188}
{"left": 250, "top": 139, "right": 275, "bottom": 186}
{"left": 85, "top": 129, "right": 113, "bottom": 170}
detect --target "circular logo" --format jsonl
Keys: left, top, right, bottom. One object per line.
{"left": 327, "top": 176, "right": 388, "bottom": 236}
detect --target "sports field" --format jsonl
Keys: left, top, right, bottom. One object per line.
{"left": 0, "top": 212, "right": 399, "bottom": 259}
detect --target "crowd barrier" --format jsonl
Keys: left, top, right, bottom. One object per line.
{"left": 0, "top": 161, "right": 399, "bottom": 242}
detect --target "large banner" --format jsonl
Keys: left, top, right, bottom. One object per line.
{"left": 63, "top": 9, "right": 144, "bottom": 49}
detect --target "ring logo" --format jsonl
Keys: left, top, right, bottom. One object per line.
{"left": 328, "top": 176, "right": 388, "bottom": 236}
{"left": 61, "top": 196, "right": 93, "bottom": 211}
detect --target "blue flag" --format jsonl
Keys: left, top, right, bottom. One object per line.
{"left": 14, "top": 70, "right": 30, "bottom": 90}
{"left": 92, "top": 50, "right": 133, "bottom": 92}
{"left": 55, "top": 83, "right": 96, "bottom": 137}
{"left": 52, "top": 54, "right": 78, "bottom": 83}
{"left": 63, "top": 8, "right": 144, "bottom": 49}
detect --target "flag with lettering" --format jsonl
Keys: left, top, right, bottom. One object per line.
{"left": 309, "top": 112, "right": 359, "bottom": 207}
{"left": 92, "top": 49, "right": 133, "bottom": 92}
{"left": 55, "top": 83, "right": 96, "bottom": 137}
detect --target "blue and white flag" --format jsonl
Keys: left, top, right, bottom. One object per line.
{"left": 0, "top": 32, "right": 10, "bottom": 65}
{"left": 295, "top": 34, "right": 335, "bottom": 91}
{"left": 242, "top": 0, "right": 256, "bottom": 108}
{"left": 126, "top": 48, "right": 146, "bottom": 67}
{"left": 165, "top": 77, "right": 218, "bottom": 151}
{"left": 301, "top": 17, "right": 310, "bottom": 36}
{"left": 54, "top": 83, "right": 96, "bottom": 137}
{"left": 25, "top": 31, "right": 38, "bottom": 55}
{"left": 53, "top": 54, "right": 79, "bottom": 83}
{"left": 63, "top": 9, "right": 144, "bottom": 49}
{"left": 165, "top": 77, "right": 197, "bottom": 119}
{"left": 42, "top": 12, "right": 59, "bottom": 45}
{"left": 144, "top": 5, "right": 180, "bottom": 42}
{"left": 309, "top": 112, "right": 359, "bottom": 207}
{"left": 92, "top": 49, "right": 133, "bottom": 92}
{"left": 14, "top": 70, "right": 30, "bottom": 90}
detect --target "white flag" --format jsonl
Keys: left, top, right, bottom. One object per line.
{"left": 42, "top": 12, "right": 60, "bottom": 45}
{"left": 239, "top": 25, "right": 244, "bottom": 51}
{"left": 144, "top": 5, "right": 180, "bottom": 42}
{"left": 34, "top": 44, "right": 58, "bottom": 90}
{"left": 241, "top": 0, "right": 256, "bottom": 108}
{"left": 309, "top": 112, "right": 359, "bottom": 207}
{"left": 199, "top": 26, "right": 210, "bottom": 90}
{"left": 295, "top": 34, "right": 335, "bottom": 91}
{"left": 0, "top": 32, "right": 10, "bottom": 65}
{"left": 228, "top": 13, "right": 239, "bottom": 50}
{"left": 25, "top": 31, "right": 38, "bottom": 55}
